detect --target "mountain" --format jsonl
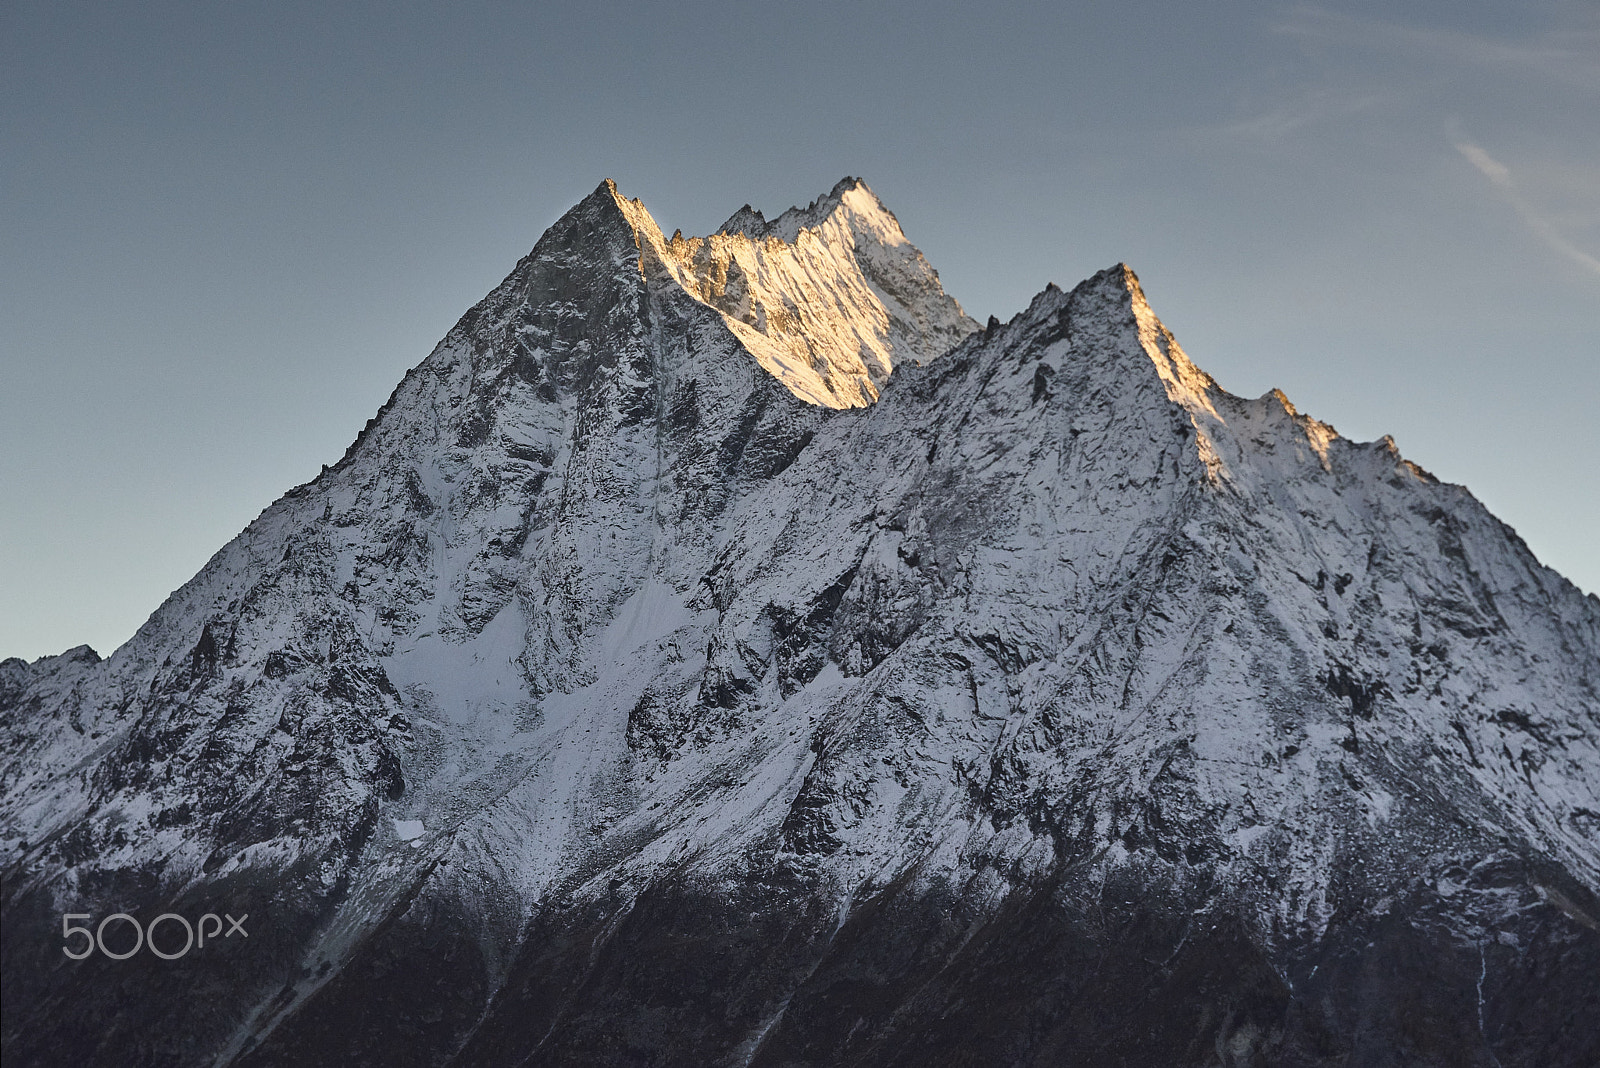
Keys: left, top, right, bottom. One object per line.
{"left": 3, "top": 178, "right": 1597, "bottom": 1068}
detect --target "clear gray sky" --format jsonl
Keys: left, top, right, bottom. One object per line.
{"left": 3, "top": 1, "right": 1597, "bottom": 661}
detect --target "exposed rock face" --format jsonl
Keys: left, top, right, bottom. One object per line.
{"left": 3, "top": 180, "right": 1597, "bottom": 1068}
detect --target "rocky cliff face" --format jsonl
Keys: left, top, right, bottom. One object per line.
{"left": 3, "top": 179, "right": 1597, "bottom": 1068}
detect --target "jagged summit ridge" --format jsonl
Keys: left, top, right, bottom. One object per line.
{"left": 716, "top": 175, "right": 872, "bottom": 242}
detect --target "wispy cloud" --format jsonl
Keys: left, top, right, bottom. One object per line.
{"left": 1449, "top": 126, "right": 1600, "bottom": 278}
{"left": 1212, "top": 89, "right": 1389, "bottom": 140}
{"left": 1455, "top": 141, "right": 1512, "bottom": 188}
{"left": 1277, "top": 5, "right": 1600, "bottom": 94}
{"left": 1210, "top": 6, "right": 1598, "bottom": 142}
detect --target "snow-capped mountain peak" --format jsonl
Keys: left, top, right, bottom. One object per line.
{"left": 611, "top": 176, "right": 976, "bottom": 407}
{"left": 3, "top": 179, "right": 1597, "bottom": 1068}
